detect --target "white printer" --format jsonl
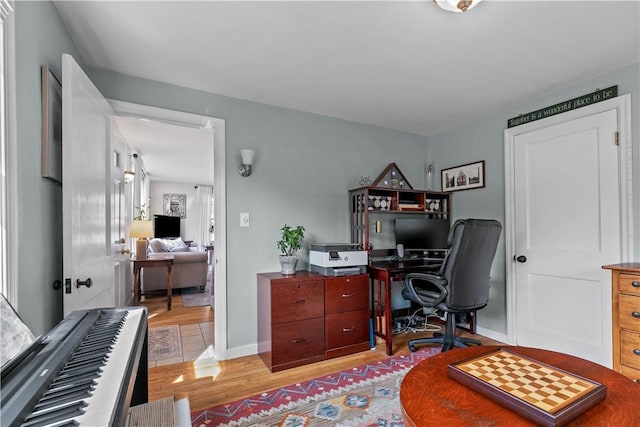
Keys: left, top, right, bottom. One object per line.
{"left": 309, "top": 243, "right": 368, "bottom": 276}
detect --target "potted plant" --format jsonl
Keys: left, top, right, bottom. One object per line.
{"left": 277, "top": 224, "right": 305, "bottom": 275}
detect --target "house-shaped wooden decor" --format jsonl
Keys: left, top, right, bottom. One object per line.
{"left": 371, "top": 162, "right": 413, "bottom": 189}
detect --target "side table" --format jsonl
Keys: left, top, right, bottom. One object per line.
{"left": 132, "top": 255, "right": 175, "bottom": 310}
{"left": 400, "top": 345, "right": 640, "bottom": 426}
{"left": 204, "top": 244, "right": 214, "bottom": 264}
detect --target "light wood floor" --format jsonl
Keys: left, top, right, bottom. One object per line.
{"left": 142, "top": 294, "right": 505, "bottom": 413}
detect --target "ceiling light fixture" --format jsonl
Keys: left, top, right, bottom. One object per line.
{"left": 434, "top": 0, "right": 481, "bottom": 13}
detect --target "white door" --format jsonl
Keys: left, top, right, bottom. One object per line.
{"left": 513, "top": 109, "right": 619, "bottom": 367}
{"left": 62, "top": 54, "right": 116, "bottom": 315}
{"left": 111, "top": 130, "right": 131, "bottom": 306}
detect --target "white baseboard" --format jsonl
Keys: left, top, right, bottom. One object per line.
{"left": 476, "top": 326, "right": 510, "bottom": 345}
{"left": 217, "top": 328, "right": 510, "bottom": 361}
{"left": 218, "top": 343, "right": 258, "bottom": 361}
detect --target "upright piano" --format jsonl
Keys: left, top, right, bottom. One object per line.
{"left": 1, "top": 307, "right": 148, "bottom": 427}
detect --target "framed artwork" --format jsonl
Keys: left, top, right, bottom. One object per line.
{"left": 41, "top": 66, "right": 63, "bottom": 184}
{"left": 163, "top": 193, "right": 186, "bottom": 218}
{"left": 441, "top": 160, "right": 485, "bottom": 192}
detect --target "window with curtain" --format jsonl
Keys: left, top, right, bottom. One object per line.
{"left": 196, "top": 185, "right": 213, "bottom": 249}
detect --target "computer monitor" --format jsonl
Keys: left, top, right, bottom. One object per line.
{"left": 394, "top": 218, "right": 450, "bottom": 253}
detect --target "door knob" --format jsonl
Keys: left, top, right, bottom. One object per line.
{"left": 514, "top": 255, "right": 527, "bottom": 263}
{"left": 121, "top": 248, "right": 131, "bottom": 255}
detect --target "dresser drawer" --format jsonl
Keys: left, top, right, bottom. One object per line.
{"left": 271, "top": 280, "right": 324, "bottom": 324}
{"left": 618, "top": 294, "right": 640, "bottom": 332}
{"left": 620, "top": 365, "right": 640, "bottom": 383}
{"left": 325, "top": 275, "right": 369, "bottom": 315}
{"left": 620, "top": 330, "right": 640, "bottom": 370}
{"left": 619, "top": 274, "right": 640, "bottom": 296}
{"left": 272, "top": 318, "right": 324, "bottom": 365}
{"left": 325, "top": 309, "right": 369, "bottom": 350}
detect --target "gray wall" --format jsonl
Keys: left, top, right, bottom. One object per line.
{"left": 14, "top": 1, "right": 85, "bottom": 335}
{"left": 14, "top": 1, "right": 639, "bottom": 351}
{"left": 86, "top": 67, "right": 429, "bottom": 350}
{"left": 15, "top": 0, "right": 430, "bottom": 346}
{"left": 428, "top": 62, "right": 640, "bottom": 334}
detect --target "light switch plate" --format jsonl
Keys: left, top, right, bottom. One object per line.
{"left": 240, "top": 212, "right": 250, "bottom": 227}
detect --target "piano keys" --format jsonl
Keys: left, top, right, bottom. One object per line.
{"left": 1, "top": 307, "right": 148, "bottom": 427}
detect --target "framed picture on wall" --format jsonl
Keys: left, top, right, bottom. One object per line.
{"left": 163, "top": 193, "right": 186, "bottom": 218}
{"left": 441, "top": 161, "right": 485, "bottom": 192}
{"left": 41, "top": 66, "right": 63, "bottom": 184}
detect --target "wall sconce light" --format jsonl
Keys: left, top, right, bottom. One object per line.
{"left": 238, "top": 149, "right": 255, "bottom": 177}
{"left": 124, "top": 170, "right": 135, "bottom": 183}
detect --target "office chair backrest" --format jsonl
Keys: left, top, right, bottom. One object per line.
{"left": 440, "top": 219, "right": 502, "bottom": 311}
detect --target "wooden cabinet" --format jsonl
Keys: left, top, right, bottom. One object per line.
{"left": 258, "top": 272, "right": 371, "bottom": 372}
{"left": 602, "top": 263, "right": 640, "bottom": 382}
{"left": 257, "top": 272, "right": 325, "bottom": 372}
{"left": 325, "top": 274, "right": 371, "bottom": 359}
{"left": 349, "top": 187, "right": 450, "bottom": 254}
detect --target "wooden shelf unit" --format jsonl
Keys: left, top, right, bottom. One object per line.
{"left": 349, "top": 187, "right": 451, "bottom": 253}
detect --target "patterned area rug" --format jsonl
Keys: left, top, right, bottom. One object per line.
{"left": 148, "top": 325, "right": 182, "bottom": 360}
{"left": 191, "top": 347, "right": 440, "bottom": 426}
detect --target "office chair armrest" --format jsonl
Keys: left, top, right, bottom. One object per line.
{"left": 404, "top": 272, "right": 448, "bottom": 308}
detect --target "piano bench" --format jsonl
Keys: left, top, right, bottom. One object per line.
{"left": 127, "top": 395, "right": 191, "bottom": 427}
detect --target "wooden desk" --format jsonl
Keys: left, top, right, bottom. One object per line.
{"left": 132, "top": 255, "right": 174, "bottom": 310}
{"left": 400, "top": 346, "right": 640, "bottom": 426}
{"left": 369, "top": 259, "right": 442, "bottom": 355}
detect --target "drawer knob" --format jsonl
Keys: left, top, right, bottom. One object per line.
{"left": 632, "top": 311, "right": 640, "bottom": 319}
{"left": 634, "top": 349, "right": 640, "bottom": 356}
{"left": 292, "top": 338, "right": 307, "bottom": 344}
{"left": 292, "top": 299, "right": 306, "bottom": 304}
{"left": 342, "top": 327, "right": 355, "bottom": 332}
{"left": 632, "top": 281, "right": 640, "bottom": 288}
{"left": 342, "top": 293, "right": 355, "bottom": 298}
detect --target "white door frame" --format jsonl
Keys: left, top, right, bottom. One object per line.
{"left": 109, "top": 100, "right": 229, "bottom": 361}
{"left": 504, "top": 94, "right": 633, "bottom": 345}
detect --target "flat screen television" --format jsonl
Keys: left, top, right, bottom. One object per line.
{"left": 154, "top": 215, "right": 180, "bottom": 238}
{"left": 394, "top": 218, "right": 450, "bottom": 252}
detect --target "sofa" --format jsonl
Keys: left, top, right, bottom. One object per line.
{"left": 142, "top": 238, "right": 208, "bottom": 293}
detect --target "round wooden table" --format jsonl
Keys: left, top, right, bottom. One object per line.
{"left": 400, "top": 346, "right": 640, "bottom": 426}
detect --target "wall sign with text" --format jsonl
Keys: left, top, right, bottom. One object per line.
{"left": 507, "top": 86, "right": 617, "bottom": 128}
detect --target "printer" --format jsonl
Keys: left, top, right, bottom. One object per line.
{"left": 309, "top": 243, "right": 368, "bottom": 276}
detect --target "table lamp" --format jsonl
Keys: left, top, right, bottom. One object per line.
{"left": 130, "top": 220, "right": 154, "bottom": 259}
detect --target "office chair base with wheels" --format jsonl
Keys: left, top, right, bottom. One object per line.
{"left": 407, "top": 311, "right": 482, "bottom": 352}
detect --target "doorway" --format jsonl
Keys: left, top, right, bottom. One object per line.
{"left": 504, "top": 95, "right": 632, "bottom": 367}
{"left": 109, "top": 100, "right": 228, "bottom": 361}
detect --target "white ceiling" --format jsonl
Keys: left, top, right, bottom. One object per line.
{"left": 54, "top": 1, "right": 639, "bottom": 176}
{"left": 113, "top": 116, "right": 214, "bottom": 185}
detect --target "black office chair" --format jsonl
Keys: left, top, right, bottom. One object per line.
{"left": 402, "top": 218, "right": 502, "bottom": 352}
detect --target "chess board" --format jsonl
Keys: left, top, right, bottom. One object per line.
{"left": 448, "top": 348, "right": 607, "bottom": 426}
